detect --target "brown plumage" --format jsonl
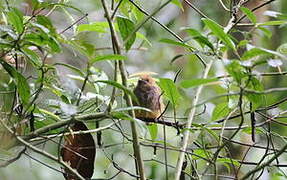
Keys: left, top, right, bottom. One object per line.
{"left": 61, "top": 121, "right": 96, "bottom": 180}
{"left": 133, "top": 74, "right": 164, "bottom": 122}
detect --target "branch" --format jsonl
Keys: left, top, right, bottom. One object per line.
{"left": 29, "top": 122, "right": 116, "bottom": 141}
{"left": 183, "top": 0, "right": 209, "bottom": 18}
{"left": 0, "top": 147, "right": 26, "bottom": 167}
{"left": 229, "top": 0, "right": 276, "bottom": 32}
{"left": 23, "top": 112, "right": 108, "bottom": 140}
{"left": 128, "top": 0, "right": 182, "bottom": 42}
{"left": 0, "top": 120, "right": 85, "bottom": 180}
{"left": 124, "top": 0, "right": 172, "bottom": 45}
{"left": 174, "top": 60, "right": 213, "bottom": 179}
{"left": 128, "top": 0, "right": 206, "bottom": 67}
{"left": 241, "top": 143, "right": 287, "bottom": 179}
{"left": 197, "top": 87, "right": 287, "bottom": 107}
{"left": 100, "top": 0, "right": 146, "bottom": 179}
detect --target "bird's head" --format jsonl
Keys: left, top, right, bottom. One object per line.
{"left": 137, "top": 74, "right": 156, "bottom": 87}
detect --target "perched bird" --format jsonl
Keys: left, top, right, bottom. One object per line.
{"left": 61, "top": 121, "right": 96, "bottom": 180}
{"left": 133, "top": 74, "right": 164, "bottom": 123}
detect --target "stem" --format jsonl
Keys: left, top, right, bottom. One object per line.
{"left": 174, "top": 61, "right": 213, "bottom": 180}
{"left": 100, "top": 0, "right": 146, "bottom": 179}
{"left": 241, "top": 143, "right": 287, "bottom": 179}
{"left": 118, "top": 60, "right": 146, "bottom": 180}
{"left": 163, "top": 118, "right": 168, "bottom": 180}
{"left": 0, "top": 119, "right": 85, "bottom": 180}
{"left": 76, "top": 64, "right": 90, "bottom": 106}
{"left": 124, "top": 0, "right": 172, "bottom": 45}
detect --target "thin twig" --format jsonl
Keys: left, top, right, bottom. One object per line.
{"left": 29, "top": 122, "right": 115, "bottom": 141}
{"left": 128, "top": 0, "right": 206, "bottom": 67}
{"left": 241, "top": 143, "right": 287, "bottom": 179}
{"left": 100, "top": 0, "right": 146, "bottom": 179}
{"left": 24, "top": 152, "right": 63, "bottom": 174}
{"left": 0, "top": 147, "right": 26, "bottom": 167}
{"left": 124, "top": 0, "right": 172, "bottom": 45}
{"left": 183, "top": 0, "right": 209, "bottom": 18}
{"left": 218, "top": 0, "right": 231, "bottom": 12}
{"left": 175, "top": 61, "right": 213, "bottom": 179}
{"left": 0, "top": 120, "right": 85, "bottom": 180}
{"left": 59, "top": 13, "right": 88, "bottom": 34}
{"left": 229, "top": 0, "right": 276, "bottom": 32}
{"left": 111, "top": 0, "right": 123, "bottom": 20}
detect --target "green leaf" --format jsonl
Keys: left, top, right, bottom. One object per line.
{"left": 38, "top": 108, "right": 61, "bottom": 121}
{"left": 225, "top": 60, "right": 246, "bottom": 84}
{"left": 246, "top": 77, "right": 264, "bottom": 110}
{"left": 241, "top": 48, "right": 271, "bottom": 60}
{"left": 30, "top": 0, "right": 41, "bottom": 10}
{"left": 78, "top": 42, "right": 95, "bottom": 58}
{"left": 245, "top": 46, "right": 286, "bottom": 59}
{"left": 238, "top": 40, "right": 249, "bottom": 47}
{"left": 54, "top": 62, "right": 85, "bottom": 76}
{"left": 0, "top": 25, "right": 17, "bottom": 35}
{"left": 217, "top": 158, "right": 240, "bottom": 167}
{"left": 242, "top": 127, "right": 264, "bottom": 135}
{"left": 211, "top": 103, "right": 230, "bottom": 121}
{"left": 0, "top": 61, "right": 30, "bottom": 105}
{"left": 240, "top": 7, "right": 257, "bottom": 24}
{"left": 202, "top": 18, "right": 235, "bottom": 50}
{"left": 117, "top": 16, "right": 136, "bottom": 51}
{"left": 269, "top": 167, "right": 287, "bottom": 179}
{"left": 21, "top": 48, "right": 42, "bottom": 67}
{"left": 136, "top": 32, "right": 152, "bottom": 47}
{"left": 180, "top": 78, "right": 218, "bottom": 88}
{"left": 31, "top": 22, "right": 49, "bottom": 33}
{"left": 158, "top": 78, "right": 181, "bottom": 106}
{"left": 258, "top": 27, "right": 272, "bottom": 39}
{"left": 111, "top": 111, "right": 134, "bottom": 121}
{"left": 76, "top": 23, "right": 107, "bottom": 33}
{"left": 0, "top": 38, "right": 13, "bottom": 48}
{"left": 60, "top": 94, "right": 71, "bottom": 104}
{"left": 192, "top": 149, "right": 208, "bottom": 160}
{"left": 90, "top": 54, "right": 127, "bottom": 64}
{"left": 171, "top": 0, "right": 184, "bottom": 11}
{"left": 67, "top": 40, "right": 95, "bottom": 58}
{"left": 185, "top": 28, "right": 214, "bottom": 50}
{"left": 159, "top": 38, "right": 192, "bottom": 48}
{"left": 23, "top": 33, "right": 61, "bottom": 53}
{"left": 118, "top": 0, "right": 133, "bottom": 18}
{"left": 258, "top": 20, "right": 287, "bottom": 26}
{"left": 36, "top": 15, "right": 56, "bottom": 33}
{"left": 34, "top": 119, "right": 60, "bottom": 134}
{"left": 24, "top": 33, "right": 45, "bottom": 45}
{"left": 277, "top": 43, "right": 287, "bottom": 55}
{"left": 202, "top": 126, "right": 219, "bottom": 141}
{"left": 7, "top": 8, "right": 24, "bottom": 34}
{"left": 16, "top": 75, "right": 30, "bottom": 106}
{"left": 95, "top": 80, "right": 138, "bottom": 104}
{"left": 148, "top": 124, "right": 158, "bottom": 141}
{"left": 46, "top": 36, "right": 61, "bottom": 53}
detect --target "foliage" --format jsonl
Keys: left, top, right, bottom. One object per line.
{"left": 0, "top": 0, "right": 287, "bottom": 179}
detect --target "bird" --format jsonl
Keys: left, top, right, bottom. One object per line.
{"left": 133, "top": 74, "right": 164, "bottom": 123}
{"left": 61, "top": 121, "right": 96, "bottom": 180}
